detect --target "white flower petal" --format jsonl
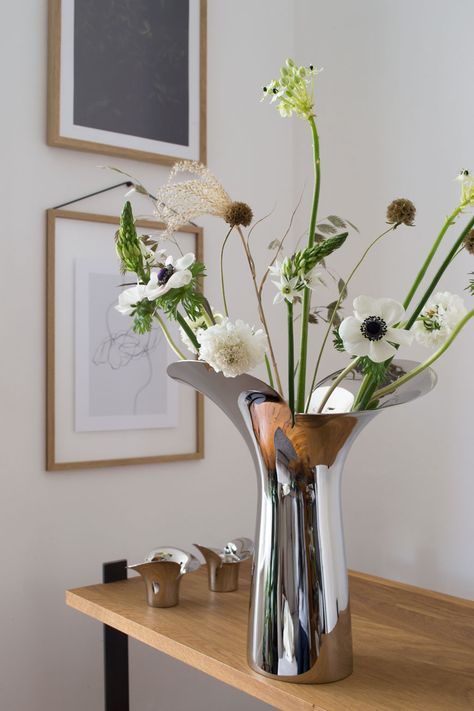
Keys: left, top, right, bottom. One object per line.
{"left": 167, "top": 269, "right": 192, "bottom": 290}
{"left": 378, "top": 298, "right": 405, "bottom": 326}
{"left": 343, "top": 339, "right": 370, "bottom": 357}
{"left": 386, "top": 327, "right": 413, "bottom": 346}
{"left": 353, "top": 295, "right": 381, "bottom": 320}
{"left": 368, "top": 339, "right": 397, "bottom": 363}
{"left": 339, "top": 316, "right": 363, "bottom": 344}
{"left": 175, "top": 252, "right": 195, "bottom": 271}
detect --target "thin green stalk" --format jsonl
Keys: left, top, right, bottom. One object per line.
{"left": 287, "top": 301, "right": 295, "bottom": 418}
{"left": 403, "top": 206, "right": 462, "bottom": 310}
{"left": 316, "top": 357, "right": 361, "bottom": 414}
{"left": 264, "top": 355, "right": 274, "bottom": 389}
{"left": 306, "top": 225, "right": 394, "bottom": 410}
{"left": 355, "top": 214, "right": 474, "bottom": 411}
{"left": 296, "top": 116, "right": 321, "bottom": 412}
{"left": 405, "top": 214, "right": 474, "bottom": 329}
{"left": 220, "top": 226, "right": 234, "bottom": 317}
{"left": 176, "top": 312, "right": 200, "bottom": 352}
{"left": 370, "top": 308, "right": 474, "bottom": 403}
{"left": 154, "top": 311, "right": 186, "bottom": 360}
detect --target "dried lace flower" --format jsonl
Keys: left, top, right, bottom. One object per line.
{"left": 413, "top": 292, "right": 467, "bottom": 348}
{"left": 198, "top": 318, "right": 268, "bottom": 377}
{"left": 386, "top": 198, "right": 416, "bottom": 227}
{"left": 464, "top": 229, "right": 474, "bottom": 255}
{"left": 224, "top": 201, "right": 253, "bottom": 227}
{"left": 154, "top": 161, "right": 251, "bottom": 234}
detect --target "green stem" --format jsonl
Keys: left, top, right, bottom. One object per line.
{"left": 405, "top": 215, "right": 474, "bottom": 329}
{"left": 355, "top": 214, "right": 474, "bottom": 411}
{"left": 403, "top": 206, "right": 462, "bottom": 310}
{"left": 296, "top": 116, "right": 321, "bottom": 413}
{"left": 264, "top": 354, "right": 274, "bottom": 389}
{"left": 370, "top": 308, "right": 474, "bottom": 403}
{"left": 306, "top": 226, "right": 394, "bottom": 411}
{"left": 316, "top": 357, "right": 361, "bottom": 414}
{"left": 176, "top": 312, "right": 200, "bottom": 352}
{"left": 154, "top": 311, "right": 186, "bottom": 360}
{"left": 220, "top": 226, "right": 234, "bottom": 317}
{"left": 287, "top": 301, "right": 295, "bottom": 418}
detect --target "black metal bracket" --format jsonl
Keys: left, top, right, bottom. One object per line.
{"left": 103, "top": 560, "right": 130, "bottom": 711}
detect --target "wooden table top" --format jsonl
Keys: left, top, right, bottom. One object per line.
{"left": 66, "top": 562, "right": 474, "bottom": 711}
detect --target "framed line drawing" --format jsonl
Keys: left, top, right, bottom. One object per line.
{"left": 46, "top": 209, "right": 204, "bottom": 470}
{"left": 47, "top": 0, "right": 207, "bottom": 164}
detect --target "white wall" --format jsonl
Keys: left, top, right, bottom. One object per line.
{"left": 292, "top": 0, "right": 474, "bottom": 599}
{"left": 0, "top": 1, "right": 473, "bottom": 710}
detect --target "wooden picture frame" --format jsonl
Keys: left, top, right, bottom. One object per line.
{"left": 46, "top": 209, "right": 204, "bottom": 470}
{"left": 47, "top": 0, "right": 207, "bottom": 164}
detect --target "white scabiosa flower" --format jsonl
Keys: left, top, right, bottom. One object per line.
{"left": 198, "top": 319, "right": 268, "bottom": 377}
{"left": 413, "top": 291, "right": 467, "bottom": 347}
{"left": 339, "top": 295, "right": 413, "bottom": 363}
{"left": 145, "top": 253, "right": 195, "bottom": 300}
{"left": 115, "top": 284, "right": 147, "bottom": 316}
{"left": 179, "top": 311, "right": 224, "bottom": 355}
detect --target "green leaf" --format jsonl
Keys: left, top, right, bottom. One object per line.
{"left": 337, "top": 278, "right": 348, "bottom": 301}
{"left": 332, "top": 328, "right": 345, "bottom": 352}
{"left": 326, "top": 300, "right": 342, "bottom": 327}
{"left": 327, "top": 215, "right": 346, "bottom": 229}
{"left": 268, "top": 239, "right": 281, "bottom": 250}
{"left": 316, "top": 222, "right": 338, "bottom": 235}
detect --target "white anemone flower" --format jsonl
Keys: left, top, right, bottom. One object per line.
{"left": 145, "top": 253, "right": 195, "bottom": 300}
{"left": 339, "top": 295, "right": 413, "bottom": 363}
{"left": 198, "top": 318, "right": 268, "bottom": 377}
{"left": 115, "top": 283, "right": 147, "bottom": 316}
{"left": 413, "top": 291, "right": 467, "bottom": 348}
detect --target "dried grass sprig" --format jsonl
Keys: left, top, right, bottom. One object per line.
{"left": 155, "top": 161, "right": 252, "bottom": 234}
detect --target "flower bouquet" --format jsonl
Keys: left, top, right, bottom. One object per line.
{"left": 112, "top": 60, "right": 474, "bottom": 683}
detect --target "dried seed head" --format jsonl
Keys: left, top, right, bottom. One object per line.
{"left": 464, "top": 228, "right": 474, "bottom": 255}
{"left": 224, "top": 201, "right": 253, "bottom": 227}
{"left": 386, "top": 198, "right": 416, "bottom": 227}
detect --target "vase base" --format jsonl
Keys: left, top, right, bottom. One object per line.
{"left": 248, "top": 607, "right": 353, "bottom": 684}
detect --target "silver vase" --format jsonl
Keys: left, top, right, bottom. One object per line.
{"left": 168, "top": 359, "right": 436, "bottom": 683}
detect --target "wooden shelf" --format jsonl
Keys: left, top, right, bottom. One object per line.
{"left": 67, "top": 562, "right": 474, "bottom": 711}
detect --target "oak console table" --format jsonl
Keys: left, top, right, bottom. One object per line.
{"left": 66, "top": 560, "right": 474, "bottom": 711}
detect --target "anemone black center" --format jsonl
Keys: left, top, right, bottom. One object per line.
{"left": 360, "top": 315, "right": 387, "bottom": 341}
{"left": 157, "top": 265, "right": 175, "bottom": 285}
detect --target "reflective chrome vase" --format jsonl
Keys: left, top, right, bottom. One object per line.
{"left": 168, "top": 360, "right": 436, "bottom": 684}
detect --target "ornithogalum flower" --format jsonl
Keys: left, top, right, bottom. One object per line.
{"left": 261, "top": 58, "right": 322, "bottom": 120}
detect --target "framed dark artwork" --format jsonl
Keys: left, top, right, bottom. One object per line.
{"left": 46, "top": 209, "right": 204, "bottom": 470}
{"left": 47, "top": 0, "right": 206, "bottom": 164}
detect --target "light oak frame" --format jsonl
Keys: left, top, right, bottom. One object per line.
{"left": 46, "top": 209, "right": 204, "bottom": 470}
{"left": 47, "top": 0, "right": 207, "bottom": 165}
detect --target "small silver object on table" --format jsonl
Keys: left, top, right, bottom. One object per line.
{"left": 194, "top": 537, "right": 254, "bottom": 592}
{"left": 128, "top": 547, "right": 201, "bottom": 608}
